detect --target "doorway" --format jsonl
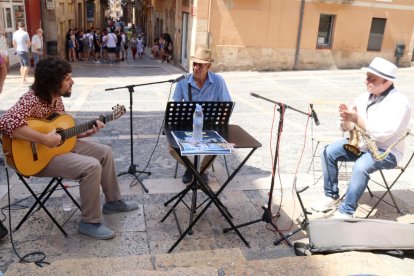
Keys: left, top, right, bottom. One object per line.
{"left": 180, "top": 12, "right": 189, "bottom": 70}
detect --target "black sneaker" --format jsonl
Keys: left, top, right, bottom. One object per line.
{"left": 182, "top": 169, "right": 194, "bottom": 184}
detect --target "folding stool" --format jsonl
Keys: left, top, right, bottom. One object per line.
{"left": 13, "top": 172, "right": 81, "bottom": 237}
{"left": 365, "top": 151, "right": 414, "bottom": 218}
{"left": 1, "top": 136, "right": 81, "bottom": 237}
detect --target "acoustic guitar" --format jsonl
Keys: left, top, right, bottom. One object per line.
{"left": 2, "top": 105, "right": 126, "bottom": 176}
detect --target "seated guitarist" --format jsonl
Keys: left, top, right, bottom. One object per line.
{"left": 0, "top": 57, "right": 138, "bottom": 240}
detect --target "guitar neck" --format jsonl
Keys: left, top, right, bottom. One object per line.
{"left": 62, "top": 113, "right": 115, "bottom": 139}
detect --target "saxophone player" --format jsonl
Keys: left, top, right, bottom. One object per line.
{"left": 312, "top": 57, "right": 411, "bottom": 218}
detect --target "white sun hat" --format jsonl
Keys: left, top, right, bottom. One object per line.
{"left": 362, "top": 57, "right": 397, "bottom": 81}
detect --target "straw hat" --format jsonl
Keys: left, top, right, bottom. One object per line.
{"left": 362, "top": 57, "right": 397, "bottom": 81}
{"left": 191, "top": 47, "right": 214, "bottom": 64}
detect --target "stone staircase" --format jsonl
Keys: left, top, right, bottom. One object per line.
{"left": 6, "top": 247, "right": 414, "bottom": 275}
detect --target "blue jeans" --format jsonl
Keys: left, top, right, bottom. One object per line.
{"left": 17, "top": 51, "right": 30, "bottom": 67}
{"left": 32, "top": 53, "right": 42, "bottom": 67}
{"left": 321, "top": 138, "right": 397, "bottom": 215}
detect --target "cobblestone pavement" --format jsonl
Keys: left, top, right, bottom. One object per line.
{"left": 0, "top": 53, "right": 413, "bottom": 273}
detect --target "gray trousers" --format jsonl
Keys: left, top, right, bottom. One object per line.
{"left": 36, "top": 140, "right": 122, "bottom": 223}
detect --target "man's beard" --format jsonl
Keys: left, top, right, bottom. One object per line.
{"left": 62, "top": 91, "right": 72, "bottom": 98}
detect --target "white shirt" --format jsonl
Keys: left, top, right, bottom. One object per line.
{"left": 31, "top": 34, "right": 43, "bottom": 54}
{"left": 106, "top": 33, "right": 117, "bottom": 48}
{"left": 353, "top": 87, "right": 411, "bottom": 162}
{"left": 13, "top": 29, "right": 30, "bottom": 52}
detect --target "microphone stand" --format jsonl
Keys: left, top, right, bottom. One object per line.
{"left": 105, "top": 78, "right": 178, "bottom": 192}
{"left": 224, "top": 93, "right": 315, "bottom": 247}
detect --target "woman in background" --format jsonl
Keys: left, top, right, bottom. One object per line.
{"left": 160, "top": 33, "right": 173, "bottom": 63}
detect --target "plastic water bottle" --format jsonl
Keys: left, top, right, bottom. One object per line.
{"left": 192, "top": 104, "right": 204, "bottom": 142}
{"left": 62, "top": 185, "right": 72, "bottom": 212}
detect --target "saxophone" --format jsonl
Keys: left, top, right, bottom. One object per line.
{"left": 344, "top": 126, "right": 410, "bottom": 161}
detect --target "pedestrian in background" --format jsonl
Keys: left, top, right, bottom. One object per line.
{"left": 150, "top": 38, "right": 159, "bottom": 59}
{"left": 31, "top": 28, "right": 44, "bottom": 67}
{"left": 0, "top": 54, "right": 6, "bottom": 94}
{"left": 129, "top": 35, "right": 137, "bottom": 59}
{"left": 68, "top": 29, "right": 77, "bottom": 62}
{"left": 137, "top": 34, "right": 144, "bottom": 59}
{"left": 13, "top": 21, "right": 31, "bottom": 84}
{"left": 0, "top": 29, "right": 10, "bottom": 71}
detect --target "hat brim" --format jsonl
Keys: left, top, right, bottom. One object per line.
{"left": 362, "top": 66, "right": 396, "bottom": 81}
{"left": 191, "top": 57, "right": 213, "bottom": 64}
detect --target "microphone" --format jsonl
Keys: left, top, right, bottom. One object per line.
{"left": 171, "top": 73, "right": 190, "bottom": 83}
{"left": 309, "top": 104, "right": 320, "bottom": 126}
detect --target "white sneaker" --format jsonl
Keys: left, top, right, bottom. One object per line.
{"left": 331, "top": 210, "right": 353, "bottom": 219}
{"left": 311, "top": 196, "right": 340, "bottom": 212}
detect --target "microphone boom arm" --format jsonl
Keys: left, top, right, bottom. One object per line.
{"left": 250, "top": 92, "right": 309, "bottom": 117}
{"left": 105, "top": 79, "right": 176, "bottom": 91}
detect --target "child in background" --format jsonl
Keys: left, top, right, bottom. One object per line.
{"left": 150, "top": 38, "right": 159, "bottom": 59}
{"left": 137, "top": 34, "right": 144, "bottom": 59}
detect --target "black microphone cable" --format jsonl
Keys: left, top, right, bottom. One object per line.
{"left": 4, "top": 167, "right": 50, "bottom": 267}
{"left": 130, "top": 81, "right": 176, "bottom": 187}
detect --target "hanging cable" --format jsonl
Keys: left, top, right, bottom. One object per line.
{"left": 131, "top": 82, "right": 175, "bottom": 187}
{"left": 272, "top": 107, "right": 311, "bottom": 232}
{"left": 5, "top": 167, "right": 50, "bottom": 267}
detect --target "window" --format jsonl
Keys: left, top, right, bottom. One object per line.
{"left": 316, "top": 14, "right": 335, "bottom": 49}
{"left": 367, "top": 18, "right": 386, "bottom": 51}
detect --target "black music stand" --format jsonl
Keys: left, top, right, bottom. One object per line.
{"left": 162, "top": 101, "right": 255, "bottom": 252}
{"left": 223, "top": 94, "right": 316, "bottom": 247}
{"left": 164, "top": 101, "right": 234, "bottom": 130}
{"left": 105, "top": 80, "right": 179, "bottom": 192}
{"left": 163, "top": 100, "right": 235, "bottom": 230}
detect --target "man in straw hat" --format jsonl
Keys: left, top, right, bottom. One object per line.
{"left": 171, "top": 47, "right": 232, "bottom": 184}
{"left": 312, "top": 57, "right": 411, "bottom": 218}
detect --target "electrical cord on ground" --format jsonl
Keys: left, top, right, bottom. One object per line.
{"left": 5, "top": 167, "right": 50, "bottom": 267}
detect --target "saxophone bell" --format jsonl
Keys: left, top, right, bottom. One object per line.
{"left": 344, "top": 126, "right": 409, "bottom": 161}
{"left": 344, "top": 128, "right": 361, "bottom": 156}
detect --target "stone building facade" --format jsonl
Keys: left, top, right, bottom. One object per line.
{"left": 140, "top": 0, "right": 414, "bottom": 72}
{"left": 0, "top": 0, "right": 106, "bottom": 66}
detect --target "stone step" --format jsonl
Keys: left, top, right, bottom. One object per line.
{"left": 6, "top": 246, "right": 414, "bottom": 275}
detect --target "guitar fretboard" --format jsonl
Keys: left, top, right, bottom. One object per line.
{"left": 61, "top": 113, "right": 113, "bottom": 139}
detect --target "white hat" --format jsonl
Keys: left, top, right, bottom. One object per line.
{"left": 362, "top": 57, "right": 397, "bottom": 81}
